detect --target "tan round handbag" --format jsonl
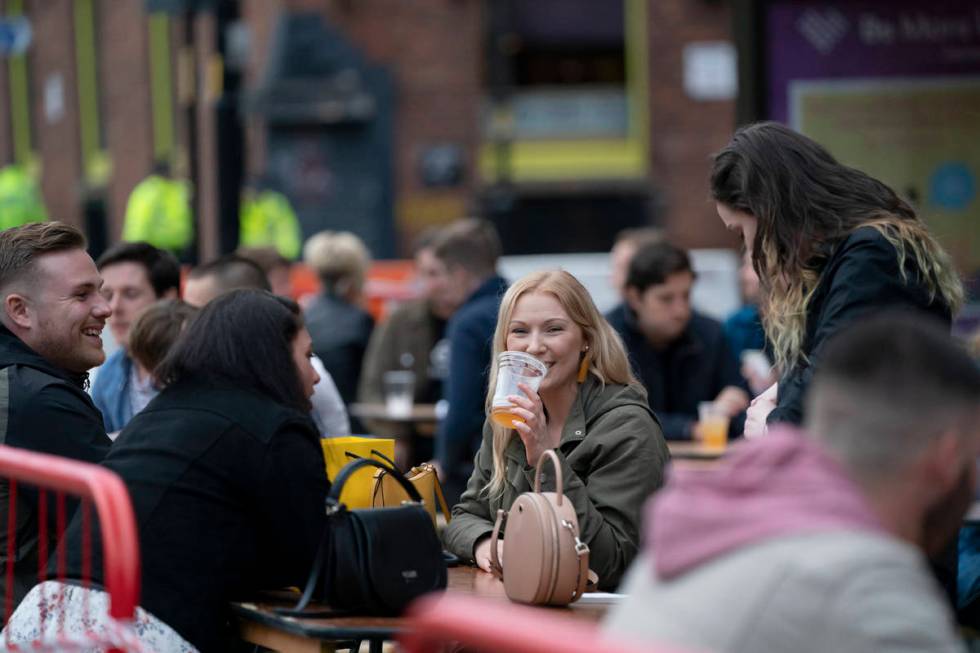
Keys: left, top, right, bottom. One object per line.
{"left": 488, "top": 449, "right": 591, "bottom": 606}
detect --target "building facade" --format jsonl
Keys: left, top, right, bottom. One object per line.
{"left": 0, "top": 0, "right": 741, "bottom": 260}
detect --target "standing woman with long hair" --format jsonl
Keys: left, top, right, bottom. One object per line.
{"left": 443, "top": 270, "right": 669, "bottom": 591}
{"left": 711, "top": 122, "right": 963, "bottom": 435}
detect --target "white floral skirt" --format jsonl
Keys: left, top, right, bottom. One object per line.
{"left": 0, "top": 581, "right": 198, "bottom": 652}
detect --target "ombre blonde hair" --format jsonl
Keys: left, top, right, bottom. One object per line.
{"left": 483, "top": 270, "right": 636, "bottom": 498}
{"left": 712, "top": 122, "right": 963, "bottom": 369}
{"left": 760, "top": 218, "right": 962, "bottom": 369}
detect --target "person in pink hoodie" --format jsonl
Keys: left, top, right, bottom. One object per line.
{"left": 604, "top": 312, "right": 980, "bottom": 653}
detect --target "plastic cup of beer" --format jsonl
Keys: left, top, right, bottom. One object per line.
{"left": 698, "top": 401, "right": 730, "bottom": 451}
{"left": 490, "top": 352, "right": 548, "bottom": 428}
{"left": 383, "top": 370, "right": 415, "bottom": 418}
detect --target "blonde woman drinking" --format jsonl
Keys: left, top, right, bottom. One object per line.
{"left": 443, "top": 270, "right": 669, "bottom": 590}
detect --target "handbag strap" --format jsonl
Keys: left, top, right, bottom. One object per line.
{"left": 329, "top": 457, "right": 423, "bottom": 507}
{"left": 370, "top": 448, "right": 401, "bottom": 473}
{"left": 488, "top": 509, "right": 506, "bottom": 580}
{"left": 533, "top": 450, "right": 564, "bottom": 506}
{"left": 345, "top": 449, "right": 402, "bottom": 474}
{"left": 559, "top": 518, "right": 590, "bottom": 603}
{"left": 277, "top": 521, "right": 331, "bottom": 615}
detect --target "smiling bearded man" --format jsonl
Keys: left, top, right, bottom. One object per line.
{"left": 0, "top": 221, "right": 112, "bottom": 610}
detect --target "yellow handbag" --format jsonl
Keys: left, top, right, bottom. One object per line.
{"left": 370, "top": 451, "right": 452, "bottom": 527}
{"left": 321, "top": 436, "right": 395, "bottom": 509}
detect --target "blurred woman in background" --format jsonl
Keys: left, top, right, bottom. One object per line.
{"left": 303, "top": 230, "right": 375, "bottom": 410}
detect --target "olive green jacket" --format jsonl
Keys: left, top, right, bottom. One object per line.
{"left": 442, "top": 376, "right": 670, "bottom": 590}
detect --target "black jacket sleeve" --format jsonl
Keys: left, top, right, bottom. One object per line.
{"left": 768, "top": 235, "right": 933, "bottom": 425}
{"left": 10, "top": 381, "right": 111, "bottom": 463}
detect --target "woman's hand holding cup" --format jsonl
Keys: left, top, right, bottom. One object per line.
{"left": 507, "top": 382, "right": 556, "bottom": 466}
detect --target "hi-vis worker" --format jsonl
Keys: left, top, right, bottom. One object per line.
{"left": 0, "top": 164, "right": 47, "bottom": 230}
{"left": 239, "top": 179, "right": 301, "bottom": 260}
{"left": 122, "top": 163, "right": 193, "bottom": 253}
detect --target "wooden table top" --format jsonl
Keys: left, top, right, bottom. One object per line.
{"left": 232, "top": 565, "right": 616, "bottom": 643}
{"left": 667, "top": 441, "right": 727, "bottom": 460}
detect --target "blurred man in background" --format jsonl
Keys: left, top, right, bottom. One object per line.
{"left": 358, "top": 228, "right": 458, "bottom": 464}
{"left": 724, "top": 250, "right": 776, "bottom": 395}
{"left": 0, "top": 164, "right": 47, "bottom": 230}
{"left": 237, "top": 245, "right": 294, "bottom": 298}
{"left": 122, "top": 162, "right": 193, "bottom": 258}
{"left": 607, "top": 227, "right": 664, "bottom": 323}
{"left": 432, "top": 218, "right": 507, "bottom": 504}
{"left": 238, "top": 177, "right": 302, "bottom": 262}
{"left": 91, "top": 242, "right": 180, "bottom": 434}
{"left": 607, "top": 241, "right": 747, "bottom": 440}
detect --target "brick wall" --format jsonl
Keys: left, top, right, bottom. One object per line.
{"left": 100, "top": 0, "right": 155, "bottom": 240}
{"left": 0, "top": 0, "right": 741, "bottom": 255}
{"left": 647, "top": 0, "right": 739, "bottom": 250}
{"left": 30, "top": 0, "right": 83, "bottom": 228}
{"left": 274, "top": 0, "right": 484, "bottom": 252}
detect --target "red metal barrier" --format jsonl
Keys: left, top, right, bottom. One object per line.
{"left": 0, "top": 445, "right": 139, "bottom": 652}
{"left": 400, "top": 593, "right": 693, "bottom": 653}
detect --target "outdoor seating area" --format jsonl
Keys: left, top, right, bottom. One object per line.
{"left": 0, "top": 1, "right": 976, "bottom": 652}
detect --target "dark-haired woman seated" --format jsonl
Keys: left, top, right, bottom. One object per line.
{"left": 5, "top": 290, "right": 329, "bottom": 653}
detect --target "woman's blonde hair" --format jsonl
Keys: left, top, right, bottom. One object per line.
{"left": 303, "top": 230, "right": 371, "bottom": 300}
{"left": 761, "top": 219, "right": 962, "bottom": 369}
{"left": 483, "top": 270, "right": 635, "bottom": 498}
{"left": 712, "top": 122, "right": 964, "bottom": 369}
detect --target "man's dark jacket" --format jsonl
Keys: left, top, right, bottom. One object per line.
{"left": 606, "top": 305, "right": 746, "bottom": 440}
{"left": 0, "top": 324, "right": 110, "bottom": 609}
{"left": 435, "top": 274, "right": 508, "bottom": 504}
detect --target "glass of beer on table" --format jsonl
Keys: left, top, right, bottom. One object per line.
{"left": 698, "top": 401, "right": 730, "bottom": 451}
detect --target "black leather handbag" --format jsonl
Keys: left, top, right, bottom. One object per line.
{"left": 285, "top": 456, "right": 447, "bottom": 616}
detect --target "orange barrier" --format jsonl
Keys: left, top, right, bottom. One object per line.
{"left": 179, "top": 260, "right": 421, "bottom": 322}
{"left": 291, "top": 260, "right": 421, "bottom": 322}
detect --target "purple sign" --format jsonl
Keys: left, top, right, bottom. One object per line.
{"left": 767, "top": 0, "right": 980, "bottom": 122}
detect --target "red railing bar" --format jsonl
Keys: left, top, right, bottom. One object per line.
{"left": 0, "top": 445, "right": 140, "bottom": 622}
{"left": 400, "top": 594, "right": 692, "bottom": 653}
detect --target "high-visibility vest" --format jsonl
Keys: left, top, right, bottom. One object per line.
{"left": 122, "top": 175, "right": 193, "bottom": 252}
{"left": 0, "top": 165, "right": 47, "bottom": 230}
{"left": 239, "top": 190, "right": 302, "bottom": 260}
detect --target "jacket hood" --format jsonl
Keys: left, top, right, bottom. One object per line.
{"left": 648, "top": 426, "right": 883, "bottom": 580}
{"left": 0, "top": 324, "right": 88, "bottom": 388}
